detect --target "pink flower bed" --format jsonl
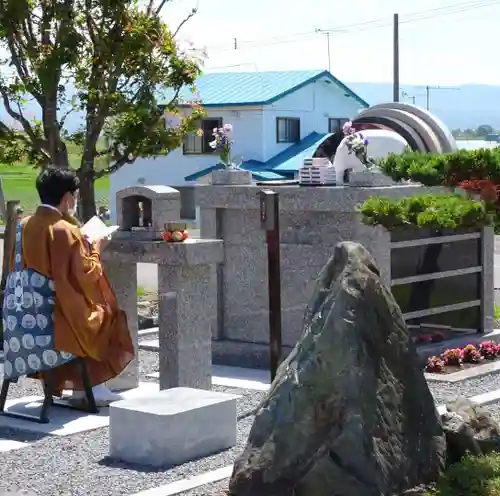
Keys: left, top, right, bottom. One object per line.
{"left": 425, "top": 341, "right": 500, "bottom": 373}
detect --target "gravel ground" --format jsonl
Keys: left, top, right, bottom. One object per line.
{"left": 0, "top": 416, "right": 254, "bottom": 496}
{"left": 427, "top": 371, "right": 500, "bottom": 405}
{"left": 0, "top": 350, "right": 264, "bottom": 496}
{"left": 3, "top": 348, "right": 500, "bottom": 496}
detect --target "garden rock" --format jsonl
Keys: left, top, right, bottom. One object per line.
{"left": 442, "top": 396, "right": 500, "bottom": 464}
{"left": 137, "top": 300, "right": 158, "bottom": 329}
{"left": 229, "top": 242, "right": 446, "bottom": 496}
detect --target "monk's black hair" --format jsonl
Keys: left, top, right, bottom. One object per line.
{"left": 36, "top": 166, "right": 80, "bottom": 206}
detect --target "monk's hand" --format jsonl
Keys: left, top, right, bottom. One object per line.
{"left": 95, "top": 234, "right": 111, "bottom": 252}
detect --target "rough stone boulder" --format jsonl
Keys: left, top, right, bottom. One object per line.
{"left": 442, "top": 396, "right": 500, "bottom": 464}
{"left": 229, "top": 242, "right": 446, "bottom": 496}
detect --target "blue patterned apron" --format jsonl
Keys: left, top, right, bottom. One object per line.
{"left": 2, "top": 222, "right": 74, "bottom": 379}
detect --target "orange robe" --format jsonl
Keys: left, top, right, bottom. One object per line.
{"left": 10, "top": 206, "right": 134, "bottom": 394}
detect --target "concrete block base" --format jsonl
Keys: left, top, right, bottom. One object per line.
{"left": 109, "top": 387, "right": 239, "bottom": 467}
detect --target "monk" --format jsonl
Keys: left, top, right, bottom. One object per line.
{"left": 8, "top": 166, "right": 134, "bottom": 405}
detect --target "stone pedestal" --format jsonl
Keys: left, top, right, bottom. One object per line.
{"left": 109, "top": 387, "right": 239, "bottom": 468}
{"left": 349, "top": 169, "right": 394, "bottom": 187}
{"left": 212, "top": 169, "right": 252, "bottom": 185}
{"left": 157, "top": 241, "right": 223, "bottom": 390}
{"left": 103, "top": 259, "right": 139, "bottom": 391}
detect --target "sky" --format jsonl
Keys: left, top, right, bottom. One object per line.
{"left": 162, "top": 0, "right": 500, "bottom": 86}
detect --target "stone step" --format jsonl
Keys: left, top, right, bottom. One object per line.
{"left": 109, "top": 387, "right": 240, "bottom": 468}
{"left": 138, "top": 328, "right": 159, "bottom": 339}
{"left": 138, "top": 338, "right": 159, "bottom": 351}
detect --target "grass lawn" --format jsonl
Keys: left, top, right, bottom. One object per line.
{"left": 0, "top": 143, "right": 110, "bottom": 215}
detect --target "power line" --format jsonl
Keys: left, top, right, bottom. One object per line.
{"left": 210, "top": 0, "right": 498, "bottom": 53}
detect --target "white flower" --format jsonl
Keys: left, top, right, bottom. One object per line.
{"left": 209, "top": 140, "right": 217, "bottom": 149}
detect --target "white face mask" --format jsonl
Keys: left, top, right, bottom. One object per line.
{"left": 68, "top": 199, "right": 78, "bottom": 216}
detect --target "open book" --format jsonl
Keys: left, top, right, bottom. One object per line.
{"left": 81, "top": 216, "right": 119, "bottom": 243}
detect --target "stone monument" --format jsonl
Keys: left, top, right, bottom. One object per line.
{"left": 102, "top": 185, "right": 223, "bottom": 391}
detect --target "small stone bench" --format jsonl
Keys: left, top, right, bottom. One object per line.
{"left": 109, "top": 387, "right": 240, "bottom": 467}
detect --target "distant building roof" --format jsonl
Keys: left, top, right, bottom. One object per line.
{"left": 184, "top": 132, "right": 331, "bottom": 182}
{"left": 245, "top": 132, "right": 330, "bottom": 174}
{"left": 160, "top": 70, "right": 369, "bottom": 108}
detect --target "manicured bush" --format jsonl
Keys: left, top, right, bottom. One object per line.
{"left": 378, "top": 148, "right": 500, "bottom": 187}
{"left": 359, "top": 194, "right": 490, "bottom": 231}
{"left": 361, "top": 148, "right": 500, "bottom": 231}
{"left": 426, "top": 452, "right": 500, "bottom": 496}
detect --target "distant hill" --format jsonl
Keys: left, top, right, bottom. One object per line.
{"left": 348, "top": 82, "right": 500, "bottom": 131}
{"left": 1, "top": 81, "right": 498, "bottom": 132}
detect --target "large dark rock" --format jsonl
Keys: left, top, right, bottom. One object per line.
{"left": 229, "top": 242, "right": 446, "bottom": 496}
{"left": 442, "top": 396, "right": 500, "bottom": 464}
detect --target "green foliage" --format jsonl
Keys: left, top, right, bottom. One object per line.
{"left": 0, "top": 0, "right": 205, "bottom": 219}
{"left": 358, "top": 194, "right": 490, "bottom": 231}
{"left": 378, "top": 148, "right": 500, "bottom": 187}
{"left": 495, "top": 304, "right": 500, "bottom": 321}
{"left": 426, "top": 453, "right": 500, "bottom": 496}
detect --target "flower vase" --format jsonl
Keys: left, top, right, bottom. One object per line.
{"left": 211, "top": 167, "right": 252, "bottom": 185}
{"left": 349, "top": 166, "right": 394, "bottom": 187}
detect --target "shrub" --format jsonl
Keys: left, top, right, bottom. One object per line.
{"left": 378, "top": 148, "right": 500, "bottom": 187}
{"left": 462, "top": 344, "right": 481, "bottom": 363}
{"left": 426, "top": 452, "right": 500, "bottom": 496}
{"left": 359, "top": 194, "right": 490, "bottom": 231}
{"left": 441, "top": 348, "right": 462, "bottom": 366}
{"left": 371, "top": 148, "right": 500, "bottom": 231}
{"left": 425, "top": 355, "right": 445, "bottom": 373}
{"left": 479, "top": 340, "right": 500, "bottom": 360}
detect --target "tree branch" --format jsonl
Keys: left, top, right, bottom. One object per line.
{"left": 59, "top": 107, "right": 76, "bottom": 130}
{"left": 172, "top": 8, "right": 197, "bottom": 37}
{"left": 154, "top": 0, "right": 171, "bottom": 16}
{"left": 0, "top": 85, "right": 49, "bottom": 161}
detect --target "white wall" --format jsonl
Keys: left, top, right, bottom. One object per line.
{"left": 108, "top": 106, "right": 264, "bottom": 219}
{"left": 262, "top": 77, "right": 365, "bottom": 161}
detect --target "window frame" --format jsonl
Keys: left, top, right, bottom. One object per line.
{"left": 328, "top": 117, "right": 349, "bottom": 134}
{"left": 276, "top": 117, "right": 300, "bottom": 144}
{"left": 183, "top": 117, "right": 223, "bottom": 155}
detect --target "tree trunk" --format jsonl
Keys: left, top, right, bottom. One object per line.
{"left": 77, "top": 168, "right": 96, "bottom": 222}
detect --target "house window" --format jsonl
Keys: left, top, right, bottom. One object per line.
{"left": 183, "top": 118, "right": 222, "bottom": 154}
{"left": 328, "top": 118, "right": 349, "bottom": 134}
{"left": 276, "top": 118, "right": 300, "bottom": 143}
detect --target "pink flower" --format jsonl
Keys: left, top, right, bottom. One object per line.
{"left": 342, "top": 121, "right": 353, "bottom": 135}
{"left": 223, "top": 123, "right": 233, "bottom": 133}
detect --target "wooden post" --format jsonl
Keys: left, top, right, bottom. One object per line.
{"left": 258, "top": 189, "right": 283, "bottom": 382}
{"left": 0, "top": 177, "right": 7, "bottom": 222}
{"left": 0, "top": 200, "right": 21, "bottom": 342}
{"left": 1, "top": 201, "right": 22, "bottom": 289}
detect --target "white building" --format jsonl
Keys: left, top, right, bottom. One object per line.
{"left": 108, "top": 69, "right": 369, "bottom": 217}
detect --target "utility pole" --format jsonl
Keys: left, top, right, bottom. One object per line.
{"left": 315, "top": 29, "right": 331, "bottom": 72}
{"left": 424, "top": 85, "right": 459, "bottom": 111}
{"left": 393, "top": 13, "right": 399, "bottom": 102}
{"left": 315, "top": 28, "right": 345, "bottom": 73}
